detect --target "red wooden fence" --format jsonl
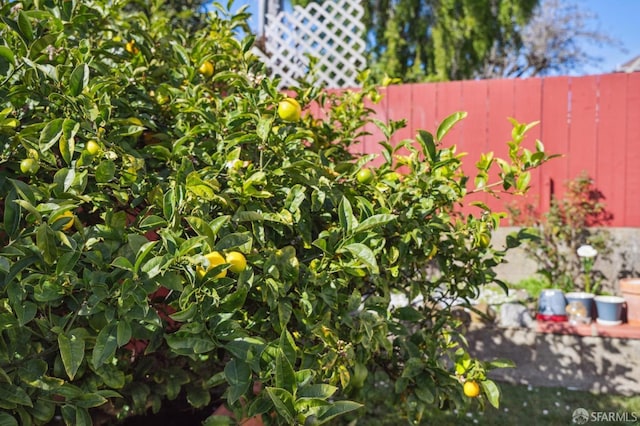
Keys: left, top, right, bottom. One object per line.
{"left": 351, "top": 73, "right": 640, "bottom": 227}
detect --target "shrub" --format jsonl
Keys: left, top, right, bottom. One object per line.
{"left": 0, "top": 1, "right": 552, "bottom": 424}
{"left": 508, "top": 172, "right": 613, "bottom": 292}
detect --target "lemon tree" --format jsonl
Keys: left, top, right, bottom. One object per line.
{"left": 0, "top": 1, "right": 553, "bottom": 425}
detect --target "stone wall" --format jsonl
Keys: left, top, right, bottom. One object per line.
{"left": 466, "top": 325, "right": 640, "bottom": 396}
{"left": 491, "top": 227, "right": 640, "bottom": 293}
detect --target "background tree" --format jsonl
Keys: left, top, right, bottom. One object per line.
{"left": 480, "top": 0, "right": 623, "bottom": 78}
{"left": 288, "top": 0, "right": 619, "bottom": 82}
{"left": 291, "top": 0, "right": 539, "bottom": 82}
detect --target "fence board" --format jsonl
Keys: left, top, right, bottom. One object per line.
{"left": 361, "top": 87, "right": 389, "bottom": 165}
{"left": 410, "top": 83, "right": 438, "bottom": 138}
{"left": 568, "top": 76, "right": 599, "bottom": 183}
{"left": 329, "top": 73, "right": 639, "bottom": 227}
{"left": 625, "top": 73, "right": 640, "bottom": 227}
{"left": 514, "top": 77, "right": 543, "bottom": 216}
{"left": 597, "top": 73, "right": 628, "bottom": 226}
{"left": 457, "top": 80, "right": 489, "bottom": 213}
{"left": 435, "top": 81, "right": 464, "bottom": 147}
{"left": 486, "top": 79, "right": 517, "bottom": 215}
{"left": 540, "top": 76, "right": 571, "bottom": 211}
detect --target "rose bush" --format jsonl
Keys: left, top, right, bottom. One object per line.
{"left": 0, "top": 1, "right": 552, "bottom": 425}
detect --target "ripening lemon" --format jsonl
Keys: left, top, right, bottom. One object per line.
{"left": 125, "top": 40, "right": 139, "bottom": 55}
{"left": 463, "top": 381, "right": 481, "bottom": 398}
{"left": 198, "top": 60, "right": 214, "bottom": 78}
{"left": 54, "top": 211, "right": 75, "bottom": 232}
{"left": 277, "top": 97, "right": 302, "bottom": 122}
{"left": 197, "top": 251, "right": 227, "bottom": 279}
{"left": 86, "top": 140, "right": 101, "bottom": 155}
{"left": 225, "top": 251, "right": 247, "bottom": 273}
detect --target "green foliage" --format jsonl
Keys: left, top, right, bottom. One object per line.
{"left": 509, "top": 274, "right": 550, "bottom": 299}
{"left": 508, "top": 172, "right": 613, "bottom": 292}
{"left": 0, "top": 0, "right": 553, "bottom": 424}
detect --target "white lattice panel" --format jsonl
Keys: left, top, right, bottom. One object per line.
{"left": 253, "top": 0, "right": 366, "bottom": 89}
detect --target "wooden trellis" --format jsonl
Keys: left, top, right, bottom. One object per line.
{"left": 253, "top": 0, "right": 366, "bottom": 89}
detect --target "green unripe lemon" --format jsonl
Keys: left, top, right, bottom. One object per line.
{"left": 20, "top": 158, "right": 39, "bottom": 175}
{"left": 357, "top": 168, "right": 374, "bottom": 184}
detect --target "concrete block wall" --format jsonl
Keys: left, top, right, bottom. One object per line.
{"left": 491, "top": 227, "right": 640, "bottom": 294}
{"left": 466, "top": 325, "right": 640, "bottom": 396}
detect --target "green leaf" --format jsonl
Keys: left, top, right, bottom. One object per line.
{"left": 36, "top": 223, "right": 57, "bottom": 265}
{"left": 14, "top": 301, "right": 36, "bottom": 326}
{"left": 68, "top": 64, "right": 89, "bottom": 97}
{"left": 187, "top": 386, "right": 211, "bottom": 408}
{"left": 516, "top": 171, "right": 531, "bottom": 192}
{"left": 482, "top": 380, "right": 501, "bottom": 408}
{"left": 214, "top": 232, "right": 251, "bottom": 252}
{"left": 275, "top": 349, "right": 296, "bottom": 392}
{"left": 3, "top": 189, "right": 20, "bottom": 238}
{"left": 353, "top": 214, "right": 396, "bottom": 233}
{"left": 297, "top": 384, "right": 337, "bottom": 400}
{"left": 116, "top": 321, "right": 131, "bottom": 347}
{"left": 202, "top": 415, "right": 233, "bottom": 426}
{"left": 133, "top": 241, "right": 158, "bottom": 276}
{"left": 39, "top": 118, "right": 64, "bottom": 153}
{"left": 0, "top": 46, "right": 15, "bottom": 65}
{"left": 488, "top": 359, "right": 516, "bottom": 369}
{"left": 91, "top": 324, "right": 117, "bottom": 368}
{"left": 279, "top": 329, "right": 298, "bottom": 368}
{"left": 17, "top": 11, "right": 34, "bottom": 42}
{"left": 436, "top": 111, "right": 467, "bottom": 142}
{"left": 265, "top": 387, "right": 295, "bottom": 424}
{"left": 224, "top": 359, "right": 251, "bottom": 405}
{"left": 139, "top": 215, "right": 168, "bottom": 229}
{"left": 417, "top": 129, "right": 437, "bottom": 161}
{"left": 394, "top": 306, "right": 423, "bottom": 321}
{"left": 95, "top": 160, "right": 116, "bottom": 183}
{"left": 338, "top": 197, "right": 355, "bottom": 235}
{"left": 0, "top": 384, "right": 33, "bottom": 407}
{"left": 96, "top": 365, "right": 125, "bottom": 389}
{"left": 169, "top": 304, "right": 197, "bottom": 322}
{"left": 340, "top": 243, "right": 379, "bottom": 274}
{"left": 257, "top": 117, "right": 273, "bottom": 142}
{"left": 186, "top": 172, "right": 217, "bottom": 200}
{"left": 0, "top": 412, "right": 18, "bottom": 426}
{"left": 185, "top": 216, "right": 217, "bottom": 247}
{"left": 316, "top": 400, "right": 363, "bottom": 424}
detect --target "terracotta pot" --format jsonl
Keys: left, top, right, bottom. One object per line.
{"left": 620, "top": 278, "right": 640, "bottom": 325}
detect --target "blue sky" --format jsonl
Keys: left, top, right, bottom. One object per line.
{"left": 230, "top": 0, "right": 639, "bottom": 76}
{"left": 577, "top": 0, "right": 640, "bottom": 73}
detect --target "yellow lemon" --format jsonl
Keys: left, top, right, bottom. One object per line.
{"left": 125, "top": 40, "right": 139, "bottom": 55}
{"left": 197, "top": 251, "right": 227, "bottom": 279}
{"left": 463, "top": 381, "right": 481, "bottom": 398}
{"left": 198, "top": 61, "right": 214, "bottom": 78}
{"left": 226, "top": 251, "right": 247, "bottom": 273}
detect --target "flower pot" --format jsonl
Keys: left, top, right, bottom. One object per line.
{"left": 594, "top": 295, "right": 625, "bottom": 326}
{"left": 537, "top": 289, "right": 567, "bottom": 321}
{"left": 565, "top": 292, "right": 595, "bottom": 322}
{"left": 620, "top": 278, "right": 640, "bottom": 325}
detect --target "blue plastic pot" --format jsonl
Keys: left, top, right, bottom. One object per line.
{"left": 594, "top": 295, "right": 625, "bottom": 325}
{"left": 537, "top": 289, "right": 567, "bottom": 321}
